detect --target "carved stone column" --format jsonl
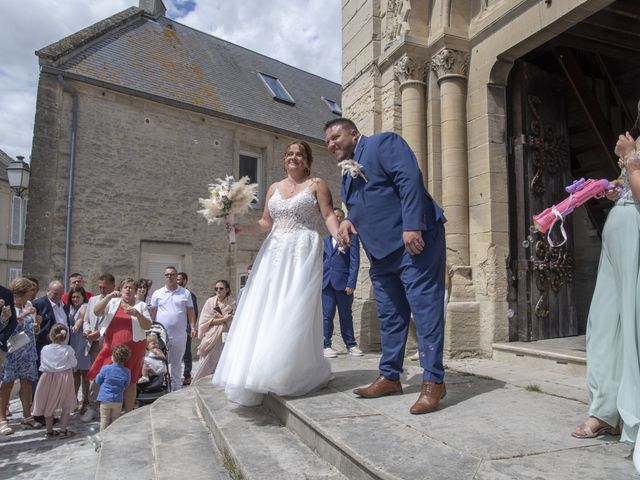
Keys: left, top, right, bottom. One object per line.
{"left": 432, "top": 48, "right": 479, "bottom": 358}
{"left": 393, "top": 54, "right": 428, "bottom": 181}
{"left": 432, "top": 48, "right": 470, "bottom": 269}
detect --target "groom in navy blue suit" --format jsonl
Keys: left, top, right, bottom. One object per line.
{"left": 322, "top": 208, "right": 362, "bottom": 358}
{"left": 324, "top": 118, "right": 447, "bottom": 415}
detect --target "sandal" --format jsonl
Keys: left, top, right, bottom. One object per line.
{"left": 0, "top": 421, "right": 13, "bottom": 435}
{"left": 21, "top": 416, "right": 43, "bottom": 429}
{"left": 58, "top": 429, "right": 75, "bottom": 438}
{"left": 571, "top": 417, "right": 620, "bottom": 438}
{"left": 45, "top": 430, "right": 59, "bottom": 438}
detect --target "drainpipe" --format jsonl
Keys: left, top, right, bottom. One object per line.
{"left": 57, "top": 74, "right": 78, "bottom": 291}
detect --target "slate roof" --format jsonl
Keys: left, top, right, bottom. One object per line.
{"left": 39, "top": 12, "right": 342, "bottom": 141}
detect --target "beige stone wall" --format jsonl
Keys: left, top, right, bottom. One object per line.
{"left": 342, "top": 0, "right": 615, "bottom": 355}
{"left": 23, "top": 74, "right": 341, "bottom": 305}
{"left": 0, "top": 181, "right": 24, "bottom": 285}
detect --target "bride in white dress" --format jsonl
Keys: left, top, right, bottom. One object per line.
{"left": 212, "top": 141, "right": 341, "bottom": 406}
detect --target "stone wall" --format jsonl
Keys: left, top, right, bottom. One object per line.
{"left": 23, "top": 74, "right": 342, "bottom": 306}
{"left": 342, "top": 0, "right": 615, "bottom": 355}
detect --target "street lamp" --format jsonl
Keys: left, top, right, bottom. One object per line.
{"left": 6, "top": 156, "right": 30, "bottom": 197}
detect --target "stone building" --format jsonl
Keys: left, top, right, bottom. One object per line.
{"left": 343, "top": 0, "right": 640, "bottom": 355}
{"left": 24, "top": 0, "right": 342, "bottom": 302}
{"left": 0, "top": 150, "right": 27, "bottom": 285}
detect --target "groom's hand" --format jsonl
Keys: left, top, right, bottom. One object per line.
{"left": 337, "top": 219, "right": 357, "bottom": 247}
{"left": 403, "top": 230, "right": 424, "bottom": 256}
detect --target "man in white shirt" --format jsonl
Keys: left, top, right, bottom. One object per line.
{"left": 81, "top": 273, "right": 116, "bottom": 422}
{"left": 150, "top": 266, "right": 196, "bottom": 391}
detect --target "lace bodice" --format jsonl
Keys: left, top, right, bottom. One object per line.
{"left": 268, "top": 187, "right": 320, "bottom": 234}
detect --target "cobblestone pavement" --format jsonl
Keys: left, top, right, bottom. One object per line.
{"left": 0, "top": 395, "right": 102, "bottom": 480}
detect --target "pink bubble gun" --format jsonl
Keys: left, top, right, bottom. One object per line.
{"left": 532, "top": 178, "right": 620, "bottom": 247}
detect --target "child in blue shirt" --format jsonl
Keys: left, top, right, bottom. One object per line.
{"left": 96, "top": 344, "right": 131, "bottom": 431}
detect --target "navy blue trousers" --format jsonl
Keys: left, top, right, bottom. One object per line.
{"left": 322, "top": 287, "right": 357, "bottom": 349}
{"left": 369, "top": 222, "right": 446, "bottom": 382}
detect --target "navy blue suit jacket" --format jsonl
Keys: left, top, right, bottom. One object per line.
{"left": 33, "top": 295, "right": 69, "bottom": 347}
{"left": 341, "top": 133, "right": 446, "bottom": 260}
{"left": 322, "top": 234, "right": 360, "bottom": 291}
{"left": 0, "top": 285, "right": 17, "bottom": 352}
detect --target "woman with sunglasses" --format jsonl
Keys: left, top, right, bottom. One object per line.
{"left": 191, "top": 280, "right": 235, "bottom": 383}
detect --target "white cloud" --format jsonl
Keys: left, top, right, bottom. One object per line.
{"left": 177, "top": 0, "right": 342, "bottom": 82}
{"left": 0, "top": 0, "right": 341, "bottom": 159}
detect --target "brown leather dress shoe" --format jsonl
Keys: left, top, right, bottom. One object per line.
{"left": 353, "top": 375, "right": 403, "bottom": 398}
{"left": 409, "top": 381, "right": 446, "bottom": 415}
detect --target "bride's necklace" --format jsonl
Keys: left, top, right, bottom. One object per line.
{"left": 286, "top": 176, "right": 308, "bottom": 195}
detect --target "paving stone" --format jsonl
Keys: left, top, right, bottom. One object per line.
{"left": 0, "top": 397, "right": 100, "bottom": 480}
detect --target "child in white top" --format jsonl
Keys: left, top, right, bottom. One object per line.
{"left": 32, "top": 324, "right": 78, "bottom": 438}
{"left": 138, "top": 333, "right": 166, "bottom": 383}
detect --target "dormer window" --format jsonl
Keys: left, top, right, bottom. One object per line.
{"left": 322, "top": 96, "right": 342, "bottom": 115}
{"left": 258, "top": 72, "right": 295, "bottom": 105}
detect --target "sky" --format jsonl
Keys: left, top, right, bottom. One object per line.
{"left": 0, "top": 0, "right": 342, "bottom": 160}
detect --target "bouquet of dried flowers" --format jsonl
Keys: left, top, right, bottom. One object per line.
{"left": 198, "top": 175, "right": 258, "bottom": 244}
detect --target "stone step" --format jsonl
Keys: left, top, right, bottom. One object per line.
{"left": 492, "top": 340, "right": 586, "bottom": 377}
{"left": 260, "top": 377, "right": 480, "bottom": 480}
{"left": 93, "top": 388, "right": 226, "bottom": 480}
{"left": 95, "top": 406, "right": 154, "bottom": 480}
{"left": 150, "top": 388, "right": 228, "bottom": 480}
{"left": 194, "top": 380, "right": 347, "bottom": 480}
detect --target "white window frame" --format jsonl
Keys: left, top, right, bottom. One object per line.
{"left": 9, "top": 268, "right": 22, "bottom": 282}
{"left": 10, "top": 195, "right": 27, "bottom": 246}
{"left": 239, "top": 149, "right": 264, "bottom": 208}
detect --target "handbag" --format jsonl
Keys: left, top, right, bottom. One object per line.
{"left": 7, "top": 330, "right": 31, "bottom": 354}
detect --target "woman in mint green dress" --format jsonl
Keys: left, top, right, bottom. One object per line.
{"left": 572, "top": 132, "right": 640, "bottom": 470}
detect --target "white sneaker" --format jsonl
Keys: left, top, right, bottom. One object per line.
{"left": 348, "top": 346, "right": 364, "bottom": 356}
{"left": 409, "top": 351, "right": 419, "bottom": 361}
{"left": 81, "top": 408, "right": 96, "bottom": 423}
{"left": 323, "top": 347, "right": 338, "bottom": 358}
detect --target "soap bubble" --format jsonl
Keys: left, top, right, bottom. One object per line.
{"left": 522, "top": 240, "right": 530, "bottom": 248}
{"left": 529, "top": 225, "right": 538, "bottom": 233}
{"left": 506, "top": 309, "right": 514, "bottom": 318}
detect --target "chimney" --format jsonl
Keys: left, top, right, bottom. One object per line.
{"left": 140, "top": 0, "right": 166, "bottom": 18}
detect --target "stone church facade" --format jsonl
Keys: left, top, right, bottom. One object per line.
{"left": 342, "top": 0, "right": 640, "bottom": 355}
{"left": 24, "top": 0, "right": 343, "bottom": 304}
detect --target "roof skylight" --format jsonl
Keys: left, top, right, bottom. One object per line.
{"left": 258, "top": 72, "right": 295, "bottom": 105}
{"left": 322, "top": 96, "right": 342, "bottom": 115}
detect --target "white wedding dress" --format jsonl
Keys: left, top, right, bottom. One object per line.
{"left": 212, "top": 186, "right": 331, "bottom": 406}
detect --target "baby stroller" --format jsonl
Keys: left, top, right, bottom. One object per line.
{"left": 136, "top": 322, "right": 172, "bottom": 405}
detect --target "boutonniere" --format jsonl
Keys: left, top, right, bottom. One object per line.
{"left": 338, "top": 160, "right": 368, "bottom": 183}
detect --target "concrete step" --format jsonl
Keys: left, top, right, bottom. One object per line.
{"left": 93, "top": 388, "right": 226, "bottom": 480}
{"left": 492, "top": 337, "right": 586, "bottom": 377}
{"left": 194, "top": 380, "right": 347, "bottom": 480}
